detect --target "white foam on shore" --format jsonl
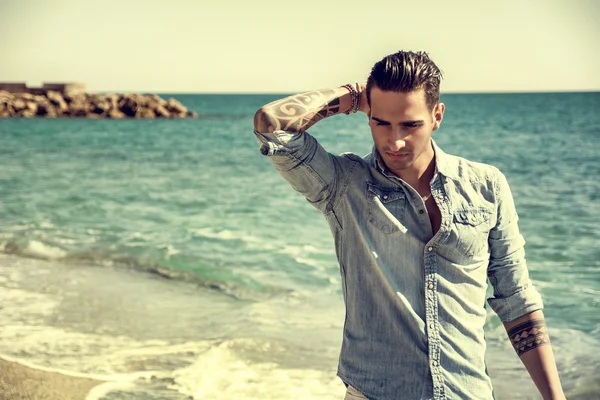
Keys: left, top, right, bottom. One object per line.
{"left": 24, "top": 240, "right": 68, "bottom": 259}
{"left": 84, "top": 380, "right": 142, "bottom": 400}
{"left": 170, "top": 339, "right": 345, "bottom": 400}
{"left": 0, "top": 286, "right": 57, "bottom": 319}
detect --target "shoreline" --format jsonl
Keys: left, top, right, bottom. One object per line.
{"left": 0, "top": 357, "right": 104, "bottom": 400}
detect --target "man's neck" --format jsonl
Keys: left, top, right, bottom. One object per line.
{"left": 397, "top": 159, "right": 436, "bottom": 195}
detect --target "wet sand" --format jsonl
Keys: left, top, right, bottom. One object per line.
{"left": 0, "top": 358, "right": 103, "bottom": 400}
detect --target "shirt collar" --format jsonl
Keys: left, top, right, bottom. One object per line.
{"left": 372, "top": 139, "right": 459, "bottom": 181}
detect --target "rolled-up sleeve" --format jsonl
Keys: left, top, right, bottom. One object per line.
{"left": 486, "top": 168, "right": 544, "bottom": 322}
{"left": 254, "top": 130, "right": 356, "bottom": 214}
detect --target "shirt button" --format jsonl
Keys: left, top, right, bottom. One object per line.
{"left": 427, "top": 246, "right": 434, "bottom": 252}
{"left": 427, "top": 283, "right": 434, "bottom": 290}
{"left": 432, "top": 360, "right": 439, "bottom": 367}
{"left": 419, "top": 209, "right": 425, "bottom": 214}
{"left": 382, "top": 195, "right": 388, "bottom": 200}
{"left": 444, "top": 220, "right": 449, "bottom": 226}
{"left": 429, "top": 323, "right": 434, "bottom": 330}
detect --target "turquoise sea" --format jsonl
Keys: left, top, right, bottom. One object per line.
{"left": 0, "top": 92, "right": 599, "bottom": 399}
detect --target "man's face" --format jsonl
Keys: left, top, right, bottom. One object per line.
{"left": 368, "top": 87, "right": 444, "bottom": 178}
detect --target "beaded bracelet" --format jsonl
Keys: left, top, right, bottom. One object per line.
{"left": 341, "top": 83, "right": 360, "bottom": 114}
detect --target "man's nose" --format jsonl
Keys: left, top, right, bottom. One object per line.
{"left": 388, "top": 127, "right": 406, "bottom": 151}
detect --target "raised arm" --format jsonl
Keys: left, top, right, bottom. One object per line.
{"left": 504, "top": 310, "right": 565, "bottom": 400}
{"left": 253, "top": 84, "right": 368, "bottom": 134}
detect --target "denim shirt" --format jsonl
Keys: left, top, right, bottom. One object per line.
{"left": 254, "top": 129, "right": 543, "bottom": 400}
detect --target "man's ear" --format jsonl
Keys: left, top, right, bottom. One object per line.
{"left": 432, "top": 103, "right": 445, "bottom": 131}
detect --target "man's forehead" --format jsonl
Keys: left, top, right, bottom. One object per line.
{"left": 370, "top": 90, "right": 431, "bottom": 121}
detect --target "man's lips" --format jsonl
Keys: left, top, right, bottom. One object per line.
{"left": 386, "top": 152, "right": 410, "bottom": 159}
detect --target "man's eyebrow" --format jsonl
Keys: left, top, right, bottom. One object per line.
{"left": 371, "top": 116, "right": 424, "bottom": 125}
{"left": 371, "top": 116, "right": 390, "bottom": 124}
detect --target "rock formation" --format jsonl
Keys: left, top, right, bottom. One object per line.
{"left": 0, "top": 90, "right": 198, "bottom": 119}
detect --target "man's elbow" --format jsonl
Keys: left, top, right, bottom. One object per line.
{"left": 254, "top": 107, "right": 277, "bottom": 133}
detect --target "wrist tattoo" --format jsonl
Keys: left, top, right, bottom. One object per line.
{"left": 507, "top": 319, "right": 550, "bottom": 356}
{"left": 256, "top": 89, "right": 340, "bottom": 133}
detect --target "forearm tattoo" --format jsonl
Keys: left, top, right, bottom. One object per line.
{"left": 508, "top": 319, "right": 551, "bottom": 357}
{"left": 254, "top": 89, "right": 342, "bottom": 133}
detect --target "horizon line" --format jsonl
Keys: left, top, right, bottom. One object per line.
{"left": 90, "top": 89, "right": 600, "bottom": 95}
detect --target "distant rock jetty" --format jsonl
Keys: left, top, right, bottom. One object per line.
{"left": 0, "top": 82, "right": 197, "bottom": 119}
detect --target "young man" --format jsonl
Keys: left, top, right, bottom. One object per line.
{"left": 253, "top": 51, "right": 565, "bottom": 400}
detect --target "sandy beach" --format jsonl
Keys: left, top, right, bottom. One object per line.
{"left": 0, "top": 358, "right": 103, "bottom": 400}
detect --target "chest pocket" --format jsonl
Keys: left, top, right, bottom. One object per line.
{"left": 452, "top": 208, "right": 493, "bottom": 258}
{"left": 367, "top": 183, "right": 407, "bottom": 234}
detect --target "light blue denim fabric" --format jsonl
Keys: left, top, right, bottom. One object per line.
{"left": 254, "top": 130, "right": 543, "bottom": 400}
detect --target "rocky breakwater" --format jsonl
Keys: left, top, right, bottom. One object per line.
{"left": 0, "top": 91, "right": 198, "bottom": 119}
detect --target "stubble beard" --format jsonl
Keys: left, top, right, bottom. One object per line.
{"left": 382, "top": 152, "right": 414, "bottom": 173}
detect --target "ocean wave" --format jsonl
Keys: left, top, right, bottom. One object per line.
{"left": 188, "top": 228, "right": 332, "bottom": 258}
{"left": 0, "top": 238, "right": 289, "bottom": 301}
{"left": 1, "top": 239, "right": 67, "bottom": 259}
{"left": 188, "top": 227, "right": 264, "bottom": 244}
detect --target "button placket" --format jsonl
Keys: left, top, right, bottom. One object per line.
{"left": 422, "top": 182, "right": 444, "bottom": 392}
{"left": 427, "top": 174, "right": 447, "bottom": 398}
{"left": 424, "top": 257, "right": 442, "bottom": 391}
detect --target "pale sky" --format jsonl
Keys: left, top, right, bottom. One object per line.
{"left": 0, "top": 0, "right": 598, "bottom": 93}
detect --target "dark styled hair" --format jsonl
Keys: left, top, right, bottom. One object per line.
{"left": 366, "top": 50, "right": 443, "bottom": 110}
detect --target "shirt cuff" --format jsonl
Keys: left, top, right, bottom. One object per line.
{"left": 487, "top": 284, "right": 544, "bottom": 322}
{"left": 254, "top": 130, "right": 303, "bottom": 156}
